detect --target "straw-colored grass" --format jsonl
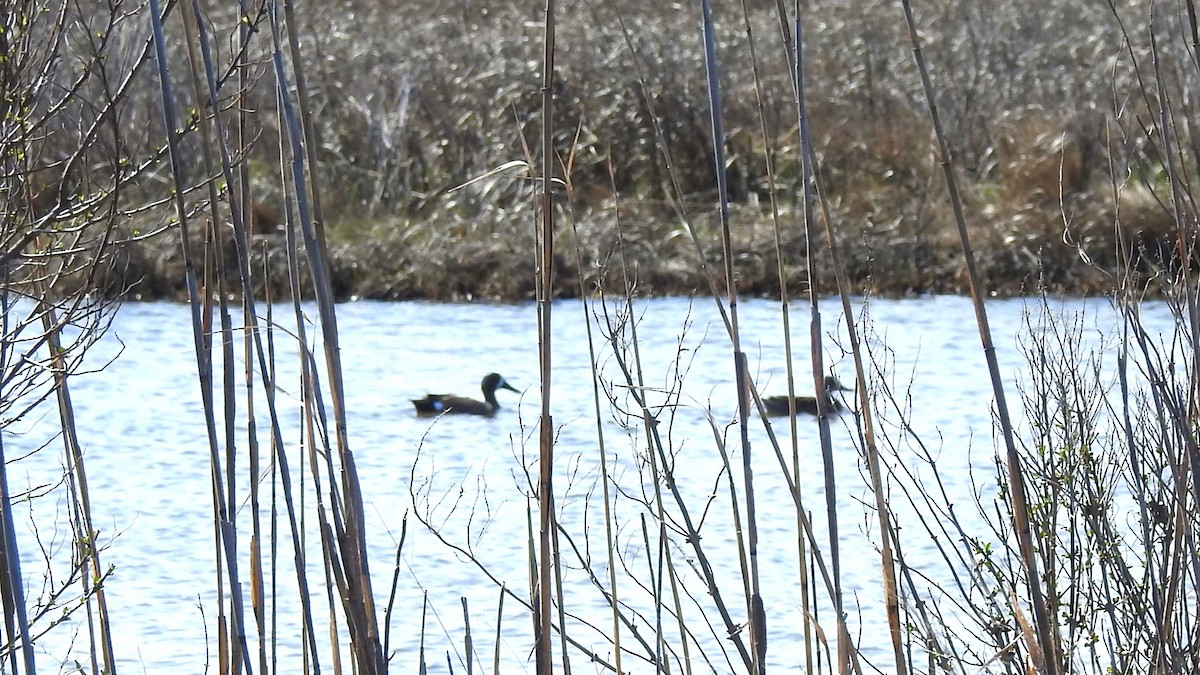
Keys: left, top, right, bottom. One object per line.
{"left": 8, "top": 0, "right": 1191, "bottom": 302}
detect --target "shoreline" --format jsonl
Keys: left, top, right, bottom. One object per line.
{"left": 103, "top": 204, "right": 1166, "bottom": 304}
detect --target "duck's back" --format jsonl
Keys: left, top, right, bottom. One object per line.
{"left": 411, "top": 394, "right": 497, "bottom": 416}
{"left": 762, "top": 395, "right": 841, "bottom": 416}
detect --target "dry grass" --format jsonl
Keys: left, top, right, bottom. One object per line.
{"left": 58, "top": 0, "right": 1184, "bottom": 302}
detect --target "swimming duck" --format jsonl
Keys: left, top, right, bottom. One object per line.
{"left": 411, "top": 373, "right": 519, "bottom": 417}
{"left": 763, "top": 375, "right": 852, "bottom": 416}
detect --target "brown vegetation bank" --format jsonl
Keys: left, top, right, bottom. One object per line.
{"left": 12, "top": 1, "right": 1191, "bottom": 302}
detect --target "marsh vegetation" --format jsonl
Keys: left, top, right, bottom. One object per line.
{"left": 3, "top": 0, "right": 1200, "bottom": 673}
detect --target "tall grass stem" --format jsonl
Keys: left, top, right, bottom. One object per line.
{"left": 535, "top": 1, "right": 558, "bottom": 672}
{"left": 699, "top": 1, "right": 766, "bottom": 669}
{"left": 898, "top": 0, "right": 1058, "bottom": 669}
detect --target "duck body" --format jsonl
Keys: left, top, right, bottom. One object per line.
{"left": 763, "top": 375, "right": 851, "bottom": 417}
{"left": 412, "top": 373, "right": 518, "bottom": 417}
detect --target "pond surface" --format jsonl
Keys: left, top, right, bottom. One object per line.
{"left": 1, "top": 294, "right": 1179, "bottom": 673}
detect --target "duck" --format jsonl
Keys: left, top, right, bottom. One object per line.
{"left": 411, "top": 373, "right": 519, "bottom": 417}
{"left": 763, "top": 375, "right": 852, "bottom": 416}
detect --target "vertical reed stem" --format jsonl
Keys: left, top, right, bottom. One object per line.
{"left": 898, "top": 1, "right": 1058, "bottom": 670}
{"left": 230, "top": 2, "right": 269, "bottom": 669}
{"left": 0, "top": 294, "right": 35, "bottom": 674}
{"left": 535, "top": 1, "right": 557, "bottom": 672}
{"left": 789, "top": 7, "right": 907, "bottom": 672}
{"left": 572, "top": 198, "right": 624, "bottom": 672}
{"left": 43, "top": 299, "right": 117, "bottom": 675}
{"left": 788, "top": 5, "right": 855, "bottom": 672}
{"left": 699, "top": 1, "right": 766, "bottom": 669}
{"left": 147, "top": 0, "right": 254, "bottom": 669}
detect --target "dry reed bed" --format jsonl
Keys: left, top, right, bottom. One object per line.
{"left": 15, "top": 0, "right": 1189, "bottom": 302}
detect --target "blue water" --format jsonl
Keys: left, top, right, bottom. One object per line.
{"left": 0, "top": 294, "right": 1179, "bottom": 672}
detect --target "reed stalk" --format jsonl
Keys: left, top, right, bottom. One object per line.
{"left": 898, "top": 1, "right": 1058, "bottom": 670}
{"left": 785, "top": 6, "right": 856, "bottom": 672}
{"left": 550, "top": 511, "right": 572, "bottom": 674}
{"left": 534, "top": 1, "right": 558, "bottom": 672}
{"left": 382, "top": 516, "right": 408, "bottom": 660}
{"left": 147, "top": 1, "right": 393, "bottom": 671}
{"left": 0, "top": 431, "right": 33, "bottom": 674}
{"left": 245, "top": 288, "right": 267, "bottom": 675}
{"left": 280, "top": 0, "right": 331, "bottom": 256}
{"left": 146, "top": 2, "right": 256, "bottom": 670}
{"left": 568, "top": 183, "right": 624, "bottom": 672}
{"left": 461, "top": 596, "right": 474, "bottom": 675}
{"left": 271, "top": 0, "right": 389, "bottom": 667}
{"left": 233, "top": 5, "right": 269, "bottom": 671}
{"left": 698, "top": 2, "right": 766, "bottom": 670}
{"left": 597, "top": 297, "right": 753, "bottom": 671}
{"left": 493, "top": 584, "right": 505, "bottom": 675}
{"left": 0, "top": 294, "right": 35, "bottom": 674}
{"left": 41, "top": 297, "right": 116, "bottom": 675}
{"left": 1144, "top": 22, "right": 1200, "bottom": 668}
{"left": 280, "top": 64, "right": 384, "bottom": 675}
{"left": 274, "top": 63, "right": 314, "bottom": 675}
{"left": 738, "top": 4, "right": 815, "bottom": 664}
{"left": 602, "top": 0, "right": 733, "bottom": 337}
{"left": 786, "top": 4, "right": 907, "bottom": 671}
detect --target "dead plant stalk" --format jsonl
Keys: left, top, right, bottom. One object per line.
{"left": 899, "top": 0, "right": 1059, "bottom": 670}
